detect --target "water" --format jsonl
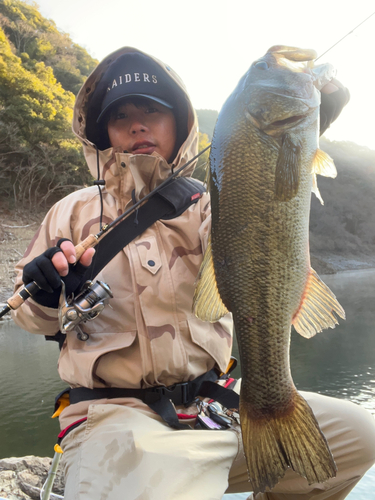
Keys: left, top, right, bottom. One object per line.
{"left": 0, "top": 323, "right": 65, "bottom": 458}
{"left": 1, "top": 269, "right": 375, "bottom": 498}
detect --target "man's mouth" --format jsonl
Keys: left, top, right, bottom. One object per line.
{"left": 131, "top": 141, "right": 156, "bottom": 155}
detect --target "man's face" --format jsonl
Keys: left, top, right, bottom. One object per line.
{"left": 107, "top": 98, "right": 177, "bottom": 163}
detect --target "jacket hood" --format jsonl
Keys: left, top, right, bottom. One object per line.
{"left": 72, "top": 47, "right": 199, "bottom": 203}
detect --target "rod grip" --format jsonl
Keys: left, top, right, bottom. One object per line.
{"left": 74, "top": 234, "right": 98, "bottom": 260}
{"left": 7, "top": 281, "right": 41, "bottom": 310}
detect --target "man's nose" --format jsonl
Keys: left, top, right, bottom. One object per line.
{"left": 130, "top": 116, "right": 148, "bottom": 134}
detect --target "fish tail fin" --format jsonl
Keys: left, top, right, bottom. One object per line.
{"left": 240, "top": 392, "right": 337, "bottom": 494}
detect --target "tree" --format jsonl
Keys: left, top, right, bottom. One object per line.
{"left": 0, "top": 0, "right": 97, "bottom": 94}
{"left": 0, "top": 21, "right": 92, "bottom": 208}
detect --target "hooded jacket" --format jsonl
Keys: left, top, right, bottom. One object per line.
{"left": 11, "top": 47, "right": 233, "bottom": 427}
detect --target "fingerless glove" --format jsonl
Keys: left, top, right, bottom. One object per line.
{"left": 22, "top": 239, "right": 91, "bottom": 308}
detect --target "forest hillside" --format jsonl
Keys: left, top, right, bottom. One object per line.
{"left": 1, "top": 0, "right": 375, "bottom": 271}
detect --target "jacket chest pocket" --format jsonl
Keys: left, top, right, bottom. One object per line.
{"left": 135, "top": 236, "right": 162, "bottom": 275}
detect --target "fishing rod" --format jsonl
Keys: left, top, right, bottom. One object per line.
{"left": 315, "top": 10, "right": 375, "bottom": 62}
{"left": 0, "top": 145, "right": 211, "bottom": 319}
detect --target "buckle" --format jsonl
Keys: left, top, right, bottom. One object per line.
{"left": 151, "top": 382, "right": 190, "bottom": 406}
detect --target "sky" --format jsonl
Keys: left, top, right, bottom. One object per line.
{"left": 32, "top": 0, "right": 375, "bottom": 150}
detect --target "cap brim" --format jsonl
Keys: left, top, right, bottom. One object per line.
{"left": 97, "top": 94, "right": 173, "bottom": 123}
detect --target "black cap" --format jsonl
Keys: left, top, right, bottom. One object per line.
{"left": 93, "top": 52, "right": 175, "bottom": 123}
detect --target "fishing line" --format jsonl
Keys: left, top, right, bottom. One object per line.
{"left": 315, "top": 10, "right": 375, "bottom": 62}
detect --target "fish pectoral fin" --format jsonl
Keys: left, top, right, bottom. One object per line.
{"left": 193, "top": 236, "right": 228, "bottom": 322}
{"left": 275, "top": 133, "right": 301, "bottom": 201}
{"left": 240, "top": 391, "right": 337, "bottom": 494}
{"left": 292, "top": 268, "right": 345, "bottom": 338}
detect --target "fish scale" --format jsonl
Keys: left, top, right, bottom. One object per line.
{"left": 193, "top": 45, "right": 345, "bottom": 494}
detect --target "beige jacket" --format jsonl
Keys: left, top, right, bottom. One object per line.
{"left": 12, "top": 47, "right": 233, "bottom": 426}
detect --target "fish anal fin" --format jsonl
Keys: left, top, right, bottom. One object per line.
{"left": 292, "top": 268, "right": 345, "bottom": 338}
{"left": 240, "top": 391, "right": 337, "bottom": 494}
{"left": 313, "top": 149, "right": 337, "bottom": 178}
{"left": 275, "top": 133, "right": 301, "bottom": 202}
{"left": 193, "top": 236, "right": 228, "bottom": 322}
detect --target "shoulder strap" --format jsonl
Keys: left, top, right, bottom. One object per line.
{"left": 89, "top": 177, "right": 205, "bottom": 278}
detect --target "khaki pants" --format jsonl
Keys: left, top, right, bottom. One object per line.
{"left": 61, "top": 392, "right": 375, "bottom": 500}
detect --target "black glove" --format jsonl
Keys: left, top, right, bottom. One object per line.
{"left": 22, "top": 239, "right": 91, "bottom": 308}
{"left": 320, "top": 86, "right": 350, "bottom": 136}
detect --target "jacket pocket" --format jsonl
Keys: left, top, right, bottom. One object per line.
{"left": 135, "top": 236, "right": 162, "bottom": 275}
{"left": 58, "top": 330, "right": 137, "bottom": 389}
{"left": 187, "top": 314, "right": 233, "bottom": 374}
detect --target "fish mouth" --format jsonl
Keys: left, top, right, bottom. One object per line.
{"left": 246, "top": 107, "right": 309, "bottom": 135}
{"left": 270, "top": 114, "right": 306, "bottom": 127}
{"left": 262, "top": 114, "right": 308, "bottom": 136}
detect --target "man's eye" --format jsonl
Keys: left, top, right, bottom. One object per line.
{"left": 115, "top": 112, "right": 126, "bottom": 120}
{"left": 145, "top": 107, "right": 158, "bottom": 114}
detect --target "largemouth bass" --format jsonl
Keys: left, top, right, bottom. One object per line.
{"left": 193, "top": 46, "right": 345, "bottom": 494}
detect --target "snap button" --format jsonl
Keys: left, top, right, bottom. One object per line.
{"left": 147, "top": 260, "right": 155, "bottom": 267}
{"left": 121, "top": 162, "right": 126, "bottom": 168}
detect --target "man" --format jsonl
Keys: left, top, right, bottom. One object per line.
{"left": 12, "top": 47, "right": 375, "bottom": 500}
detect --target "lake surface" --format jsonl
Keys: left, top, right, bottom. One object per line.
{"left": 1, "top": 269, "right": 375, "bottom": 499}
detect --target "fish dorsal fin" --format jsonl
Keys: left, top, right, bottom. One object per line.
{"left": 313, "top": 149, "right": 337, "bottom": 178}
{"left": 311, "top": 149, "right": 336, "bottom": 205}
{"left": 292, "top": 268, "right": 345, "bottom": 338}
{"left": 193, "top": 236, "right": 228, "bottom": 322}
{"left": 275, "top": 133, "right": 301, "bottom": 201}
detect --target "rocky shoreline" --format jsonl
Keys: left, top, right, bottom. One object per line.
{"left": 0, "top": 456, "right": 64, "bottom": 500}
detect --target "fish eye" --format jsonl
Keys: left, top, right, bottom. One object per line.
{"left": 254, "top": 61, "right": 269, "bottom": 70}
